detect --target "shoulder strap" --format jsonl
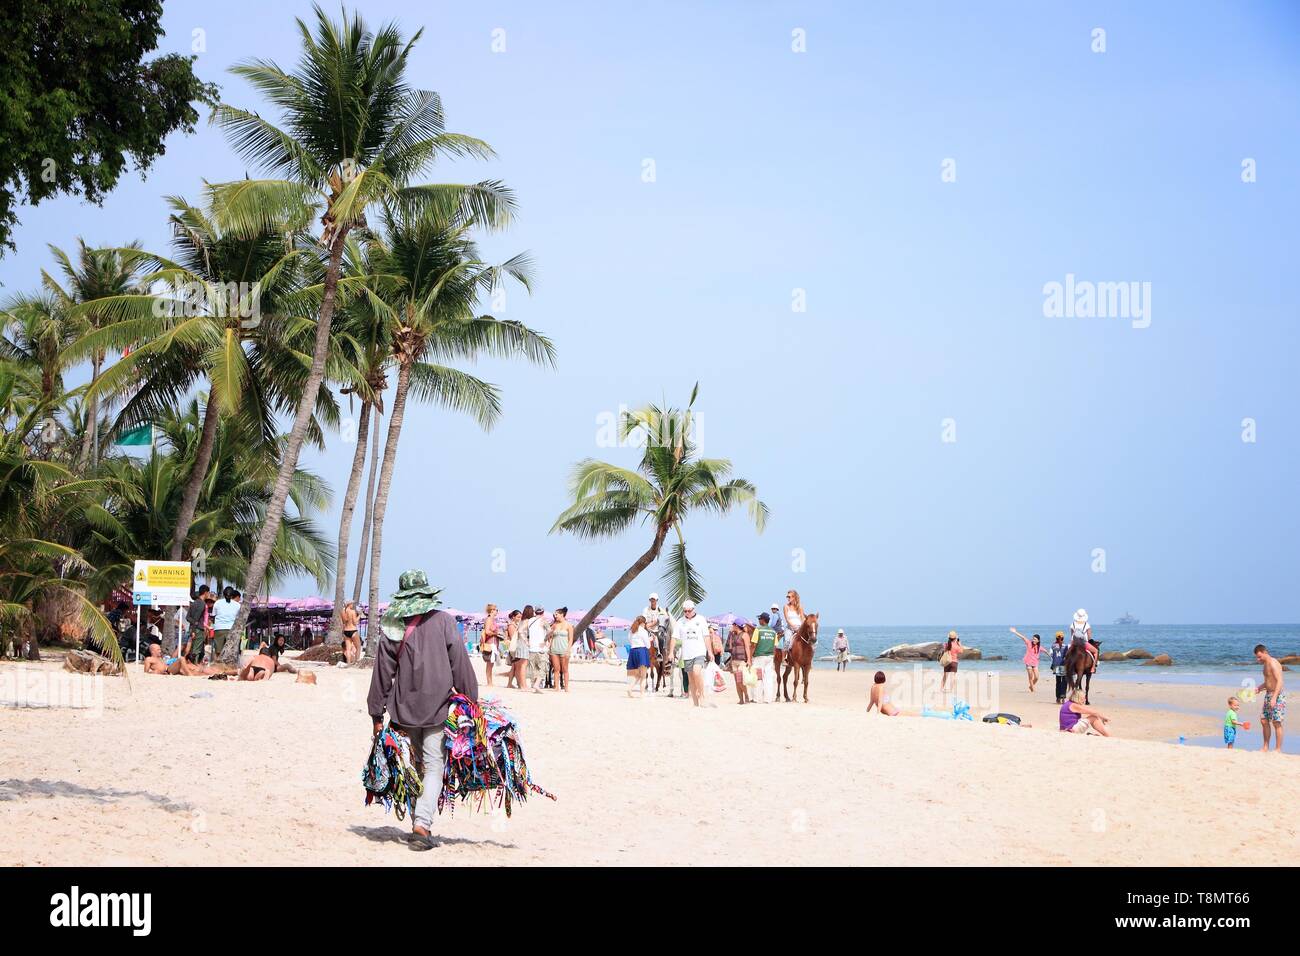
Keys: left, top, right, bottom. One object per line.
{"left": 396, "top": 612, "right": 427, "bottom": 665}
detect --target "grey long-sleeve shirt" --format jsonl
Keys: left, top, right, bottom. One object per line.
{"left": 367, "top": 610, "right": 479, "bottom": 729}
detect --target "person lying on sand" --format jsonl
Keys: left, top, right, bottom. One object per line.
{"left": 239, "top": 650, "right": 278, "bottom": 681}
{"left": 142, "top": 643, "right": 221, "bottom": 676}
{"left": 867, "top": 671, "right": 900, "bottom": 716}
{"left": 1059, "top": 689, "right": 1111, "bottom": 737}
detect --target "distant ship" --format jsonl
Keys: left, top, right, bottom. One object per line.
{"left": 1114, "top": 612, "right": 1140, "bottom": 625}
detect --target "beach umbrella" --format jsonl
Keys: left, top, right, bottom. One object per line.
{"left": 707, "top": 612, "right": 739, "bottom": 627}
{"left": 599, "top": 615, "right": 632, "bottom": 629}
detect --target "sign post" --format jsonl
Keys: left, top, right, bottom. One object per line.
{"left": 131, "top": 559, "right": 193, "bottom": 657}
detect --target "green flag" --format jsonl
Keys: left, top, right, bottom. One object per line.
{"left": 114, "top": 424, "right": 153, "bottom": 447}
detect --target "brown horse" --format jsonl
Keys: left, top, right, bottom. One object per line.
{"left": 1064, "top": 638, "right": 1101, "bottom": 704}
{"left": 780, "top": 614, "right": 819, "bottom": 702}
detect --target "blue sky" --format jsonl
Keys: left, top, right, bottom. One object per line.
{"left": 3, "top": 1, "right": 1297, "bottom": 624}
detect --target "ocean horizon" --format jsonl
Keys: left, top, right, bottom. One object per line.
{"left": 800, "top": 623, "right": 1299, "bottom": 678}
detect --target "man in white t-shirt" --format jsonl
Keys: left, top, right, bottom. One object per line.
{"left": 675, "top": 600, "right": 712, "bottom": 708}
{"left": 526, "top": 605, "right": 551, "bottom": 693}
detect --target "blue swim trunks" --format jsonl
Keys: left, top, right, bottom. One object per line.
{"left": 1224, "top": 725, "right": 1237, "bottom": 745}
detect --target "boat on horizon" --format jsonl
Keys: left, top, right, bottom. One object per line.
{"left": 1114, "top": 612, "right": 1140, "bottom": 625}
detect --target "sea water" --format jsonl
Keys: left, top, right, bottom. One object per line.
{"left": 806, "top": 623, "right": 1298, "bottom": 681}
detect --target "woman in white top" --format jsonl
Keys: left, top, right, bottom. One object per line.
{"left": 626, "top": 616, "right": 651, "bottom": 697}
{"left": 783, "top": 589, "right": 804, "bottom": 644}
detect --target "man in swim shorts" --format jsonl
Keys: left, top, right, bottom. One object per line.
{"left": 1254, "top": 644, "right": 1285, "bottom": 752}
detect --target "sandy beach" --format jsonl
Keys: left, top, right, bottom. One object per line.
{"left": 1, "top": 657, "right": 1295, "bottom": 867}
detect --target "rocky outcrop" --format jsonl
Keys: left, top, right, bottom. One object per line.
{"left": 1141, "top": 653, "right": 1174, "bottom": 666}
{"left": 876, "top": 642, "right": 981, "bottom": 662}
{"left": 1278, "top": 654, "right": 1300, "bottom": 666}
{"left": 1101, "top": 648, "right": 1155, "bottom": 662}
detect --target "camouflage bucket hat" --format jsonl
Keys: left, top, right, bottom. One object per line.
{"left": 380, "top": 569, "right": 442, "bottom": 641}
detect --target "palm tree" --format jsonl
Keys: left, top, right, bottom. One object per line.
{"left": 81, "top": 400, "right": 335, "bottom": 608}
{"left": 551, "top": 385, "right": 769, "bottom": 637}
{"left": 41, "top": 240, "right": 147, "bottom": 468}
{"left": 207, "top": 3, "right": 516, "bottom": 645}
{"left": 0, "top": 292, "right": 80, "bottom": 407}
{"left": 325, "top": 238, "right": 388, "bottom": 641}
{"left": 65, "top": 195, "right": 319, "bottom": 571}
{"left": 359, "top": 205, "right": 552, "bottom": 643}
{"left": 0, "top": 369, "right": 119, "bottom": 663}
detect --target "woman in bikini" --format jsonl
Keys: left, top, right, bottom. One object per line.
{"left": 548, "top": 607, "right": 573, "bottom": 692}
{"left": 480, "top": 603, "right": 500, "bottom": 687}
{"left": 867, "top": 671, "right": 901, "bottom": 716}
{"left": 340, "top": 601, "right": 361, "bottom": 663}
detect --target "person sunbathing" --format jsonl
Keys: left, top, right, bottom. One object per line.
{"left": 142, "top": 643, "right": 220, "bottom": 676}
{"left": 866, "top": 671, "right": 901, "bottom": 716}
{"left": 239, "top": 649, "right": 278, "bottom": 681}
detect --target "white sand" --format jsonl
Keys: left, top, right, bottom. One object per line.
{"left": 0, "top": 657, "right": 1295, "bottom": 866}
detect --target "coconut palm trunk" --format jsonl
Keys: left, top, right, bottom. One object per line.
{"left": 327, "top": 398, "right": 371, "bottom": 642}
{"left": 365, "top": 359, "right": 413, "bottom": 649}
{"left": 573, "top": 525, "right": 669, "bottom": 639}
{"left": 76, "top": 352, "right": 101, "bottom": 469}
{"left": 169, "top": 396, "right": 221, "bottom": 562}
{"left": 352, "top": 403, "right": 381, "bottom": 604}
{"left": 224, "top": 229, "right": 349, "bottom": 659}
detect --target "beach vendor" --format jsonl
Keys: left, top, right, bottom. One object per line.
{"left": 1253, "top": 644, "right": 1285, "bottom": 753}
{"left": 749, "top": 613, "right": 779, "bottom": 703}
{"left": 367, "top": 569, "right": 479, "bottom": 849}
{"left": 833, "top": 628, "right": 850, "bottom": 672}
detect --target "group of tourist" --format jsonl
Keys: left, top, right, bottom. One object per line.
{"left": 621, "top": 589, "right": 817, "bottom": 707}
{"left": 473, "top": 603, "right": 621, "bottom": 693}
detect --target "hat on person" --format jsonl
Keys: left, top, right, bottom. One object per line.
{"left": 734, "top": 616, "right": 750, "bottom": 628}
{"left": 682, "top": 600, "right": 696, "bottom": 611}
{"left": 1073, "top": 608, "right": 1088, "bottom": 624}
{"left": 380, "top": 569, "right": 443, "bottom": 640}
{"left": 648, "top": 592, "right": 659, "bottom": 601}
{"left": 837, "top": 628, "right": 846, "bottom": 635}
{"left": 770, "top": 602, "right": 780, "bottom": 610}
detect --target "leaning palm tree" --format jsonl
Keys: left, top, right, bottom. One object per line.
{"left": 208, "top": 3, "right": 516, "bottom": 644}
{"left": 359, "top": 205, "right": 552, "bottom": 643}
{"left": 551, "top": 385, "right": 769, "bottom": 637}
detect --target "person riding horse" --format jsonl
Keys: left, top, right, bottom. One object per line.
{"left": 1063, "top": 608, "right": 1100, "bottom": 701}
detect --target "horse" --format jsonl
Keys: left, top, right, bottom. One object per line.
{"left": 1064, "top": 638, "right": 1101, "bottom": 704}
{"left": 650, "top": 638, "right": 671, "bottom": 694}
{"left": 780, "top": 614, "right": 819, "bottom": 702}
